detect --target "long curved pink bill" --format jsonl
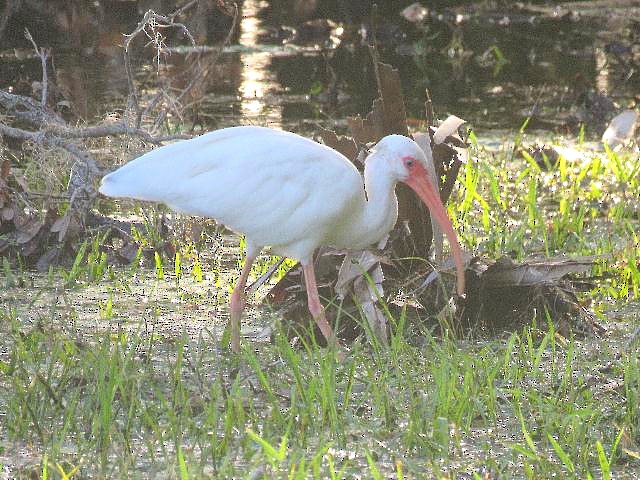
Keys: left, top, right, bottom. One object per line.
{"left": 406, "top": 169, "right": 466, "bottom": 295}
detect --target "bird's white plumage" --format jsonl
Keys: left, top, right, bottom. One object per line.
{"left": 101, "top": 126, "right": 371, "bottom": 261}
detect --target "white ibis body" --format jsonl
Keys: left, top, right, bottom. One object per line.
{"left": 100, "top": 126, "right": 465, "bottom": 352}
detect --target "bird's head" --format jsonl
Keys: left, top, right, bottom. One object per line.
{"left": 370, "top": 134, "right": 466, "bottom": 295}
{"left": 370, "top": 134, "right": 431, "bottom": 182}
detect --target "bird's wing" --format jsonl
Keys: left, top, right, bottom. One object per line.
{"left": 101, "top": 126, "right": 363, "bottom": 248}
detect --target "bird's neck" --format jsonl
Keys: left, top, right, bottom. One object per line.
{"left": 349, "top": 156, "right": 399, "bottom": 249}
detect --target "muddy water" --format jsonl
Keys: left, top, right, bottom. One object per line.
{"left": 0, "top": 1, "right": 638, "bottom": 136}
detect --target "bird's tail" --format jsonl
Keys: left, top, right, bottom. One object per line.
{"left": 99, "top": 170, "right": 129, "bottom": 198}
{"left": 98, "top": 168, "right": 157, "bottom": 201}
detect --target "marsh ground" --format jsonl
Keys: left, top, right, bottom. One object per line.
{"left": 1, "top": 135, "right": 639, "bottom": 478}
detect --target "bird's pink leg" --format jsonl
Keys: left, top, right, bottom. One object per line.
{"left": 302, "top": 262, "right": 339, "bottom": 348}
{"left": 229, "top": 256, "right": 255, "bottom": 353}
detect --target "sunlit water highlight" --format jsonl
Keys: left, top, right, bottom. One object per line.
{"left": 239, "top": 0, "right": 282, "bottom": 127}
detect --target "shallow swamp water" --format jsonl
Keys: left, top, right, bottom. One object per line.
{"left": 1, "top": 0, "right": 639, "bottom": 133}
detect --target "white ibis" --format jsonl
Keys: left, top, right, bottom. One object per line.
{"left": 99, "top": 126, "right": 465, "bottom": 352}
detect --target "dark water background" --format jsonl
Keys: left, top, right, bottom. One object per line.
{"left": 1, "top": 0, "right": 639, "bottom": 137}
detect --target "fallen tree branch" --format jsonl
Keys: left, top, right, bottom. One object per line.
{"left": 0, "top": 90, "right": 189, "bottom": 145}
{"left": 0, "top": 122, "right": 45, "bottom": 143}
{"left": 49, "top": 123, "right": 190, "bottom": 144}
{"left": 0, "top": 90, "right": 65, "bottom": 126}
{"left": 0, "top": 122, "right": 102, "bottom": 176}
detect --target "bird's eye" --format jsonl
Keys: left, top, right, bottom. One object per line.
{"left": 404, "top": 157, "right": 415, "bottom": 168}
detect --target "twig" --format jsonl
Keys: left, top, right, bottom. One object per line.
{"left": 123, "top": 8, "right": 198, "bottom": 127}
{"left": 247, "top": 257, "right": 286, "bottom": 295}
{"left": 170, "top": 0, "right": 198, "bottom": 20}
{"left": 424, "top": 88, "right": 434, "bottom": 132}
{"left": 151, "top": 2, "right": 239, "bottom": 131}
{"left": 24, "top": 28, "right": 50, "bottom": 108}
{"left": 139, "top": 90, "right": 166, "bottom": 122}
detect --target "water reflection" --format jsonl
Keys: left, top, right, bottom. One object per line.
{"left": 239, "top": 0, "right": 282, "bottom": 127}
{"left": 1, "top": 1, "right": 638, "bottom": 134}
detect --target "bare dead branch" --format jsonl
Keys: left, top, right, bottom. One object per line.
{"left": 0, "top": 96, "right": 184, "bottom": 238}
{"left": 0, "top": 89, "right": 188, "bottom": 145}
{"left": 24, "top": 28, "right": 50, "bottom": 108}
{"left": 424, "top": 88, "right": 434, "bottom": 131}
{"left": 151, "top": 2, "right": 239, "bottom": 131}
{"left": 1, "top": 2, "right": 235, "bottom": 248}
{"left": 0, "top": 85, "right": 195, "bottom": 226}
{"left": 123, "top": 7, "right": 198, "bottom": 127}
{"left": 0, "top": 122, "right": 101, "bottom": 175}
{"left": 0, "top": 90, "right": 65, "bottom": 126}
{"left": 39, "top": 49, "right": 49, "bottom": 108}
{"left": 0, "top": 122, "right": 45, "bottom": 143}
{"left": 0, "top": 120, "right": 101, "bottom": 224}
{"left": 50, "top": 123, "right": 190, "bottom": 144}
{"left": 170, "top": 0, "right": 199, "bottom": 20}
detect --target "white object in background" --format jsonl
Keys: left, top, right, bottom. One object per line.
{"left": 602, "top": 110, "right": 638, "bottom": 149}
{"left": 400, "top": 3, "right": 428, "bottom": 23}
